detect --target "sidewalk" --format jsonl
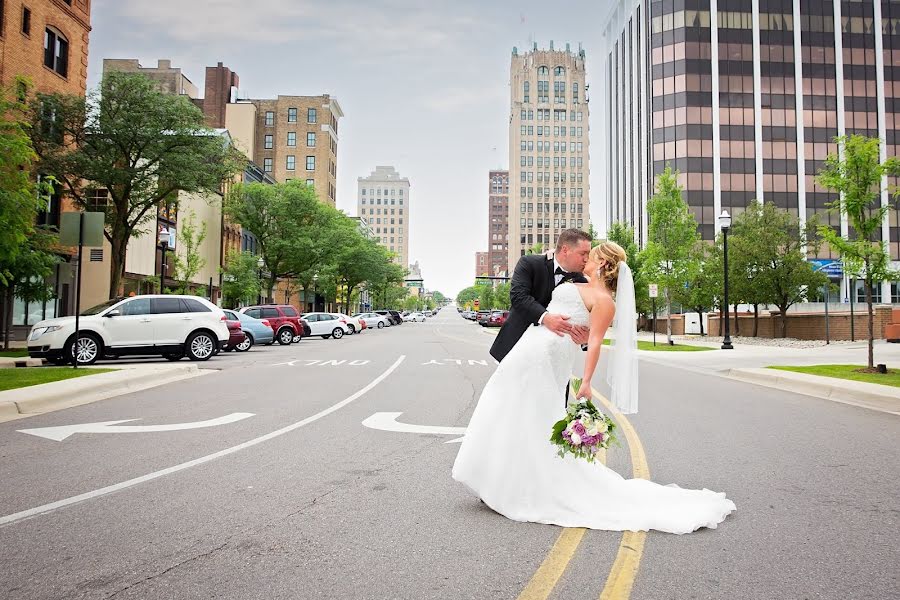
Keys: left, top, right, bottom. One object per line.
{"left": 0, "top": 364, "right": 211, "bottom": 423}
{"left": 635, "top": 334, "right": 900, "bottom": 413}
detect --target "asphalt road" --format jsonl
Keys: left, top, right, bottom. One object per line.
{"left": 0, "top": 309, "right": 897, "bottom": 599}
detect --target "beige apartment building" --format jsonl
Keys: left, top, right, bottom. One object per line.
{"left": 249, "top": 95, "right": 343, "bottom": 206}
{"left": 508, "top": 43, "right": 590, "bottom": 269}
{"left": 357, "top": 166, "right": 410, "bottom": 267}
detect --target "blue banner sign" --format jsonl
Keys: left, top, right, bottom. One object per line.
{"left": 810, "top": 259, "right": 843, "bottom": 279}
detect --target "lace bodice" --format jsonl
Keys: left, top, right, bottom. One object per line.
{"left": 546, "top": 283, "right": 590, "bottom": 326}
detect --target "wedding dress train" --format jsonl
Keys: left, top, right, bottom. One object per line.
{"left": 451, "top": 283, "right": 735, "bottom": 534}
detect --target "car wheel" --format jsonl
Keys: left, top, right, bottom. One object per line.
{"left": 67, "top": 332, "right": 102, "bottom": 366}
{"left": 163, "top": 352, "right": 183, "bottom": 361}
{"left": 186, "top": 331, "right": 216, "bottom": 361}
{"left": 348, "top": 325, "right": 356, "bottom": 334}
{"left": 277, "top": 328, "right": 294, "bottom": 345}
{"left": 377, "top": 321, "right": 384, "bottom": 329}
{"left": 235, "top": 333, "right": 253, "bottom": 352}
{"left": 332, "top": 327, "right": 344, "bottom": 339}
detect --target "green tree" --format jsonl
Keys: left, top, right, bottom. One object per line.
{"left": 226, "top": 180, "right": 327, "bottom": 300}
{"left": 1, "top": 229, "right": 59, "bottom": 349}
{"left": 733, "top": 202, "right": 828, "bottom": 338}
{"left": 477, "top": 284, "right": 495, "bottom": 310}
{"left": 641, "top": 166, "right": 700, "bottom": 344}
{"left": 170, "top": 211, "right": 207, "bottom": 295}
{"left": 817, "top": 135, "right": 900, "bottom": 369}
{"left": 432, "top": 291, "right": 446, "bottom": 304}
{"left": 0, "top": 77, "right": 44, "bottom": 286}
{"left": 526, "top": 242, "right": 545, "bottom": 255}
{"left": 221, "top": 250, "right": 261, "bottom": 308}
{"left": 493, "top": 282, "right": 511, "bottom": 310}
{"left": 675, "top": 241, "right": 721, "bottom": 336}
{"left": 30, "top": 71, "right": 244, "bottom": 298}
{"left": 456, "top": 286, "right": 480, "bottom": 308}
{"left": 366, "top": 260, "right": 408, "bottom": 309}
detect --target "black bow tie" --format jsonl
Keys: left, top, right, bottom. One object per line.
{"left": 555, "top": 267, "right": 577, "bottom": 283}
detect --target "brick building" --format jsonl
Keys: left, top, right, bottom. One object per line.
{"left": 475, "top": 252, "right": 489, "bottom": 277}
{"left": 487, "top": 170, "right": 509, "bottom": 276}
{"left": 0, "top": 0, "right": 91, "bottom": 95}
{"left": 0, "top": 0, "right": 91, "bottom": 335}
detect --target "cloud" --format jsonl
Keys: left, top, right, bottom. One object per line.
{"left": 104, "top": 0, "right": 486, "bottom": 61}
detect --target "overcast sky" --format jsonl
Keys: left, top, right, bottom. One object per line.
{"left": 89, "top": 0, "right": 611, "bottom": 297}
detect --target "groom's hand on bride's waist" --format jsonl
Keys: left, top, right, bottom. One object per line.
{"left": 568, "top": 326, "right": 590, "bottom": 346}
{"left": 541, "top": 313, "right": 574, "bottom": 337}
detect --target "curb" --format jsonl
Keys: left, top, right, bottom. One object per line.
{"left": 728, "top": 367, "right": 900, "bottom": 415}
{"left": 0, "top": 358, "right": 44, "bottom": 368}
{"left": 0, "top": 364, "right": 210, "bottom": 422}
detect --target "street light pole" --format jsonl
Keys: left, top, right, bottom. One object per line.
{"left": 313, "top": 273, "right": 319, "bottom": 312}
{"left": 719, "top": 210, "right": 734, "bottom": 350}
{"left": 257, "top": 256, "right": 265, "bottom": 304}
{"left": 158, "top": 227, "right": 170, "bottom": 295}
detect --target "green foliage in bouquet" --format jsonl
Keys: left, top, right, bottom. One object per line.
{"left": 550, "top": 378, "right": 619, "bottom": 463}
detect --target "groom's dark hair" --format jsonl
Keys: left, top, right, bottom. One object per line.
{"left": 555, "top": 229, "right": 592, "bottom": 252}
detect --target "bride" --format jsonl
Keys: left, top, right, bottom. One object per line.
{"left": 452, "top": 241, "right": 736, "bottom": 534}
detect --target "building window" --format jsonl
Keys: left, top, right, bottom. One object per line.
{"left": 263, "top": 158, "right": 273, "bottom": 172}
{"left": 523, "top": 81, "right": 530, "bottom": 104}
{"left": 306, "top": 179, "right": 314, "bottom": 186}
{"left": 265, "top": 111, "right": 274, "bottom": 126}
{"left": 21, "top": 6, "right": 30, "bottom": 35}
{"left": 264, "top": 134, "right": 273, "bottom": 149}
{"left": 43, "top": 28, "right": 68, "bottom": 78}
{"left": 286, "top": 155, "right": 295, "bottom": 171}
{"left": 307, "top": 132, "right": 316, "bottom": 147}
{"left": 288, "top": 107, "right": 297, "bottom": 122}
{"left": 306, "top": 156, "right": 315, "bottom": 171}
{"left": 307, "top": 108, "right": 317, "bottom": 123}
{"left": 287, "top": 132, "right": 296, "bottom": 147}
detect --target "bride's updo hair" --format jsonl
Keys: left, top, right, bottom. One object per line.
{"left": 589, "top": 241, "right": 627, "bottom": 292}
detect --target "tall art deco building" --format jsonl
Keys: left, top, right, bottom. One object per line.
{"left": 600, "top": 0, "right": 900, "bottom": 302}
{"left": 508, "top": 43, "right": 590, "bottom": 269}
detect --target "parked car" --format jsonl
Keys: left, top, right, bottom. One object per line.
{"left": 239, "top": 304, "right": 308, "bottom": 345}
{"left": 461, "top": 310, "right": 476, "bottom": 320}
{"left": 301, "top": 312, "right": 351, "bottom": 339}
{"left": 27, "top": 295, "right": 229, "bottom": 365}
{"left": 354, "top": 312, "right": 391, "bottom": 329}
{"left": 476, "top": 311, "right": 492, "bottom": 325}
{"left": 223, "top": 309, "right": 274, "bottom": 351}
{"left": 332, "top": 313, "right": 363, "bottom": 334}
{"left": 375, "top": 309, "right": 403, "bottom": 325}
{"left": 222, "top": 313, "right": 246, "bottom": 351}
{"left": 404, "top": 312, "right": 426, "bottom": 322}
{"left": 485, "top": 310, "right": 509, "bottom": 327}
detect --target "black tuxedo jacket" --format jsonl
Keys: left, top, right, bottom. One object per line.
{"left": 489, "top": 254, "right": 587, "bottom": 362}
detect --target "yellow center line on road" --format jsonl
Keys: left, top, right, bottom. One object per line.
{"left": 594, "top": 387, "right": 649, "bottom": 600}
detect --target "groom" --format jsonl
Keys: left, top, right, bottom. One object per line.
{"left": 490, "top": 229, "right": 592, "bottom": 365}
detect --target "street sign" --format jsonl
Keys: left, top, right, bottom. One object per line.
{"left": 474, "top": 299, "right": 480, "bottom": 308}
{"left": 810, "top": 259, "right": 843, "bottom": 279}
{"left": 59, "top": 212, "right": 104, "bottom": 247}
{"left": 649, "top": 284, "right": 658, "bottom": 298}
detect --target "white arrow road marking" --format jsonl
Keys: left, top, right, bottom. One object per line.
{"left": 17, "top": 413, "right": 256, "bottom": 442}
{"left": 362, "top": 412, "right": 466, "bottom": 444}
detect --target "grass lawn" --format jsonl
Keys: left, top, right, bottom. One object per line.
{"left": 0, "top": 350, "right": 30, "bottom": 358}
{"left": 603, "top": 339, "right": 713, "bottom": 352}
{"left": 768, "top": 365, "right": 900, "bottom": 388}
{"left": 0, "top": 367, "right": 117, "bottom": 392}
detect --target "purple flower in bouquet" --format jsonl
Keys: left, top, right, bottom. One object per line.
{"left": 573, "top": 421, "right": 586, "bottom": 437}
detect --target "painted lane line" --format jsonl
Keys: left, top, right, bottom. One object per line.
{"left": 18, "top": 413, "right": 255, "bottom": 442}
{"left": 362, "top": 412, "right": 466, "bottom": 443}
{"left": 516, "top": 416, "right": 608, "bottom": 600}
{"left": 595, "top": 386, "right": 650, "bottom": 600}
{"left": 0, "top": 356, "right": 406, "bottom": 528}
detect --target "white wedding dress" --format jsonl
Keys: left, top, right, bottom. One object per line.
{"left": 452, "top": 283, "right": 736, "bottom": 534}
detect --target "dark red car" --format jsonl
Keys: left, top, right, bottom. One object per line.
{"left": 239, "top": 304, "right": 310, "bottom": 345}
{"left": 222, "top": 315, "right": 246, "bottom": 351}
{"left": 485, "top": 310, "right": 509, "bottom": 327}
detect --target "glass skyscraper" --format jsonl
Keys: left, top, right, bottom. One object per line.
{"left": 600, "top": 0, "right": 900, "bottom": 302}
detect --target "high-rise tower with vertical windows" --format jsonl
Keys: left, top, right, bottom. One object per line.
{"left": 488, "top": 170, "right": 510, "bottom": 275}
{"left": 357, "top": 166, "right": 410, "bottom": 267}
{"left": 600, "top": 0, "right": 900, "bottom": 303}
{"left": 508, "top": 43, "right": 591, "bottom": 269}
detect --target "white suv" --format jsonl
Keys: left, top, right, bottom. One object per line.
{"left": 27, "top": 295, "right": 230, "bottom": 365}
{"left": 300, "top": 312, "right": 351, "bottom": 339}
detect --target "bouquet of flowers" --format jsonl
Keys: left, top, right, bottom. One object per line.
{"left": 550, "top": 378, "right": 618, "bottom": 463}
